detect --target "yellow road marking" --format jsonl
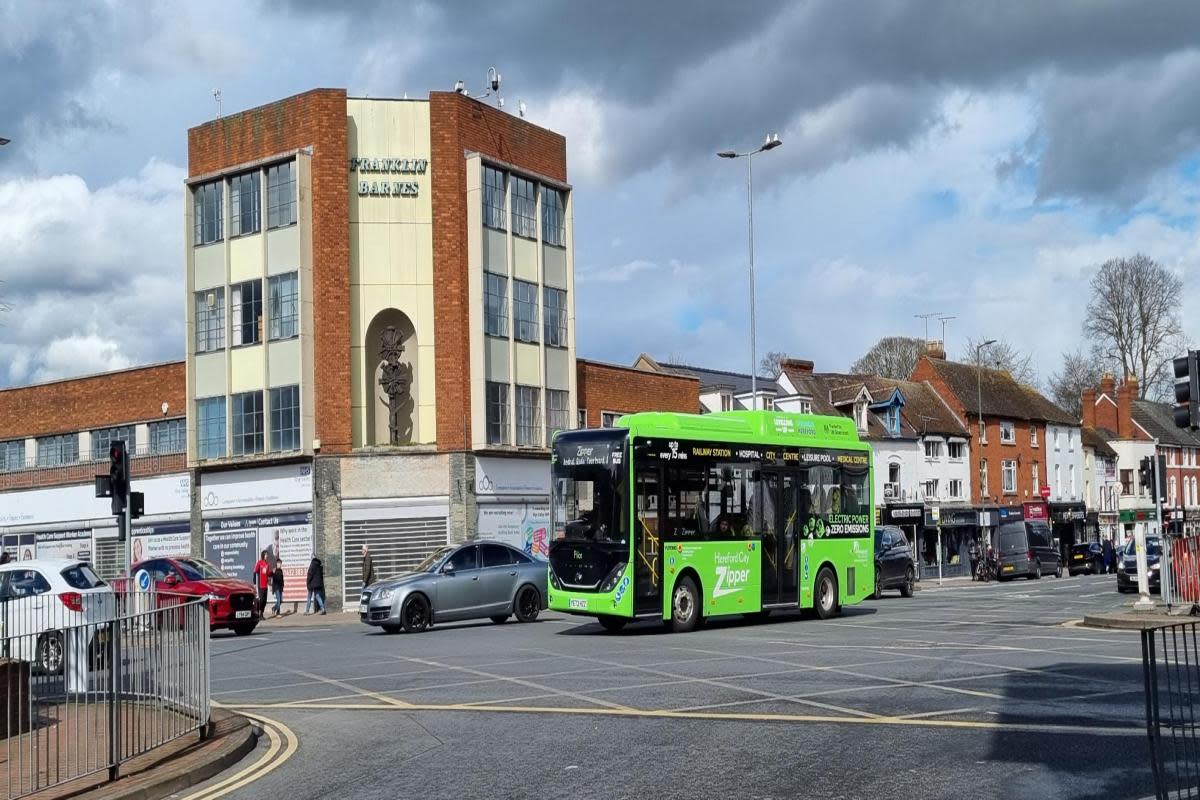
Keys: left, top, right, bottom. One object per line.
{"left": 179, "top": 709, "right": 298, "bottom": 800}
{"left": 215, "top": 699, "right": 1143, "bottom": 737}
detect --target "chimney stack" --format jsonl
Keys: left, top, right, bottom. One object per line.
{"left": 925, "top": 340, "right": 946, "bottom": 360}
{"left": 781, "top": 358, "right": 814, "bottom": 375}
{"left": 1099, "top": 372, "right": 1116, "bottom": 397}
{"left": 1116, "top": 376, "right": 1135, "bottom": 439}
{"left": 1081, "top": 388, "right": 1096, "bottom": 429}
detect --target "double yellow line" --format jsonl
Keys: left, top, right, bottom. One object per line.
{"left": 178, "top": 708, "right": 298, "bottom": 800}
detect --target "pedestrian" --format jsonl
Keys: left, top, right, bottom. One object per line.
{"left": 1102, "top": 538, "right": 1114, "bottom": 574}
{"left": 253, "top": 550, "right": 271, "bottom": 616}
{"left": 306, "top": 555, "right": 326, "bottom": 615}
{"left": 0, "top": 552, "right": 11, "bottom": 565}
{"left": 271, "top": 558, "right": 285, "bottom": 618}
{"left": 362, "top": 544, "right": 376, "bottom": 590}
{"left": 968, "top": 539, "right": 981, "bottom": 581}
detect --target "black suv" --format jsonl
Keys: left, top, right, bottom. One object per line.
{"left": 1068, "top": 542, "right": 1105, "bottom": 576}
{"left": 873, "top": 525, "right": 915, "bottom": 598}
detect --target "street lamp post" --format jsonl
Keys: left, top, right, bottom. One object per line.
{"left": 718, "top": 133, "right": 782, "bottom": 409}
{"left": 976, "top": 339, "right": 997, "bottom": 557}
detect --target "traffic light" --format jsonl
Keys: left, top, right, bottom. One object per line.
{"left": 1139, "top": 456, "right": 1155, "bottom": 502}
{"left": 109, "top": 441, "right": 128, "bottom": 516}
{"left": 1174, "top": 351, "right": 1200, "bottom": 430}
{"left": 1157, "top": 454, "right": 1168, "bottom": 502}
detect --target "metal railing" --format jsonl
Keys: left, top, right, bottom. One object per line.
{"left": 1143, "top": 620, "right": 1200, "bottom": 799}
{"left": 1166, "top": 534, "right": 1200, "bottom": 608}
{"left": 0, "top": 445, "right": 186, "bottom": 491}
{"left": 0, "top": 591, "right": 210, "bottom": 798}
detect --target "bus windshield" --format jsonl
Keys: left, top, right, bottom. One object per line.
{"left": 549, "top": 429, "right": 629, "bottom": 590}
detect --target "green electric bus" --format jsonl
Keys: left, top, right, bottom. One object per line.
{"left": 547, "top": 411, "right": 874, "bottom": 632}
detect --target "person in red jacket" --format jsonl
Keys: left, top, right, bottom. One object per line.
{"left": 253, "top": 550, "right": 271, "bottom": 616}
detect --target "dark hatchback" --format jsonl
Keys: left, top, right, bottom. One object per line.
{"left": 873, "top": 525, "right": 915, "bottom": 598}
{"left": 996, "top": 519, "right": 1062, "bottom": 580}
{"left": 1117, "top": 536, "right": 1162, "bottom": 593}
{"left": 1068, "top": 542, "right": 1105, "bottom": 576}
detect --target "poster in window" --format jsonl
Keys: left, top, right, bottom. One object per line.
{"left": 477, "top": 504, "right": 550, "bottom": 560}
{"left": 203, "top": 513, "right": 312, "bottom": 603}
{"left": 130, "top": 522, "right": 191, "bottom": 565}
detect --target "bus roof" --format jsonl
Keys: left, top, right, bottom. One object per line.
{"left": 610, "top": 411, "right": 869, "bottom": 451}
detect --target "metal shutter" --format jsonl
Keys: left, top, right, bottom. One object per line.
{"left": 93, "top": 538, "right": 125, "bottom": 581}
{"left": 342, "top": 516, "right": 448, "bottom": 606}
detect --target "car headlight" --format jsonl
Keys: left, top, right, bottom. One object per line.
{"left": 202, "top": 593, "right": 224, "bottom": 603}
{"left": 1148, "top": 564, "right": 1160, "bottom": 572}
{"left": 375, "top": 588, "right": 395, "bottom": 602}
{"left": 599, "top": 562, "right": 627, "bottom": 593}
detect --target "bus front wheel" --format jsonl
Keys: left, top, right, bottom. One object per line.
{"left": 814, "top": 567, "right": 838, "bottom": 620}
{"left": 671, "top": 576, "right": 701, "bottom": 633}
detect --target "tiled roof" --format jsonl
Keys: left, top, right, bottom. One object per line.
{"left": 920, "top": 357, "right": 1076, "bottom": 425}
{"left": 862, "top": 377, "right": 969, "bottom": 437}
{"left": 1132, "top": 400, "right": 1200, "bottom": 447}
{"left": 1081, "top": 426, "right": 1118, "bottom": 458}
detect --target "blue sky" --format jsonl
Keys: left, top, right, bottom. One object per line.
{"left": 3, "top": 1, "right": 1200, "bottom": 389}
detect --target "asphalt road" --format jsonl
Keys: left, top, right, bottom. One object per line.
{"left": 185, "top": 572, "right": 1155, "bottom": 800}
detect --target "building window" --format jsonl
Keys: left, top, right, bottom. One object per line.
{"left": 1054, "top": 428, "right": 1061, "bottom": 450}
{"left": 229, "top": 170, "right": 261, "bottom": 237}
{"left": 0, "top": 440, "right": 25, "bottom": 471}
{"left": 1031, "top": 462, "right": 1039, "bottom": 496}
{"left": 885, "top": 406, "right": 900, "bottom": 435}
{"left": 231, "top": 391, "right": 264, "bottom": 456}
{"left": 1170, "top": 476, "right": 1178, "bottom": 506}
{"left": 949, "top": 479, "right": 963, "bottom": 499}
{"left": 149, "top": 419, "right": 185, "bottom": 454}
{"left": 999, "top": 420, "right": 1015, "bottom": 444}
{"left": 541, "top": 186, "right": 566, "bottom": 247}
{"left": 196, "top": 397, "right": 226, "bottom": 459}
{"left": 483, "top": 166, "right": 506, "bottom": 230}
{"left": 194, "top": 288, "right": 226, "bottom": 353}
{"left": 577, "top": 409, "right": 587, "bottom": 428}
{"left": 516, "top": 385, "right": 541, "bottom": 446}
{"left": 1054, "top": 463, "right": 1062, "bottom": 496}
{"left": 511, "top": 175, "right": 537, "bottom": 239}
{"left": 922, "top": 479, "right": 938, "bottom": 499}
{"left": 979, "top": 421, "right": 987, "bottom": 444}
{"left": 36, "top": 433, "right": 78, "bottom": 467}
{"left": 193, "top": 180, "right": 223, "bottom": 245}
{"left": 924, "top": 440, "right": 941, "bottom": 460}
{"left": 231, "top": 280, "right": 263, "bottom": 347}
{"left": 486, "top": 382, "right": 509, "bottom": 445}
{"left": 1031, "top": 426, "right": 1038, "bottom": 446}
{"left": 513, "top": 280, "right": 539, "bottom": 343}
{"left": 1002, "top": 460, "right": 1017, "bottom": 494}
{"left": 91, "top": 426, "right": 134, "bottom": 461}
{"left": 947, "top": 441, "right": 964, "bottom": 460}
{"left": 1068, "top": 430, "right": 1075, "bottom": 452}
{"left": 484, "top": 273, "right": 508, "bottom": 337}
{"left": 266, "top": 161, "right": 296, "bottom": 229}
{"left": 799, "top": 399, "right": 812, "bottom": 414}
{"left": 543, "top": 287, "right": 567, "bottom": 347}
{"left": 854, "top": 402, "right": 867, "bottom": 432}
{"left": 980, "top": 459, "right": 988, "bottom": 496}
{"left": 268, "top": 273, "right": 299, "bottom": 340}
{"left": 1120, "top": 468, "right": 1132, "bottom": 496}
{"left": 270, "top": 385, "right": 300, "bottom": 453}
{"left": 1069, "top": 465, "right": 1076, "bottom": 498}
{"left": 601, "top": 412, "right": 619, "bottom": 428}
{"left": 546, "top": 389, "right": 570, "bottom": 443}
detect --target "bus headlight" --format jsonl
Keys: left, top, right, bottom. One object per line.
{"left": 600, "top": 562, "right": 627, "bottom": 593}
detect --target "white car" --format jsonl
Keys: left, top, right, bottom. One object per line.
{"left": 0, "top": 559, "right": 116, "bottom": 674}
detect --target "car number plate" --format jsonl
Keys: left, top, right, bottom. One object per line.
{"left": 235, "top": 610, "right": 252, "bottom": 619}
{"left": 1002, "top": 565, "right": 1014, "bottom": 572}
{"left": 1073, "top": 555, "right": 1083, "bottom": 560}
{"left": 359, "top": 604, "right": 368, "bottom": 614}
{"left": 569, "top": 598, "right": 588, "bottom": 610}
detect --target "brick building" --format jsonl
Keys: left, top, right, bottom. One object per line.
{"left": 0, "top": 86, "right": 699, "bottom": 609}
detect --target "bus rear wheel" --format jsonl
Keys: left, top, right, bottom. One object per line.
{"left": 597, "top": 615, "right": 626, "bottom": 633}
{"left": 671, "top": 576, "right": 701, "bottom": 633}
{"left": 814, "top": 567, "right": 838, "bottom": 620}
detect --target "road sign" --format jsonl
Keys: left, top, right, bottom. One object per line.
{"left": 135, "top": 569, "right": 151, "bottom": 592}
{"left": 1040, "top": 485, "right": 1052, "bottom": 499}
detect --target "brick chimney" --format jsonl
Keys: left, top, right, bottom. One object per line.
{"left": 1081, "top": 388, "right": 1096, "bottom": 429}
{"left": 925, "top": 340, "right": 946, "bottom": 360}
{"left": 1099, "top": 373, "right": 1116, "bottom": 397}
{"left": 1116, "top": 376, "right": 1135, "bottom": 439}
{"left": 781, "top": 358, "right": 814, "bottom": 375}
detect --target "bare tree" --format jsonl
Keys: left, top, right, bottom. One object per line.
{"left": 960, "top": 336, "right": 1037, "bottom": 386}
{"left": 759, "top": 350, "right": 788, "bottom": 377}
{"left": 1085, "top": 254, "right": 1184, "bottom": 399}
{"left": 851, "top": 336, "right": 925, "bottom": 379}
{"left": 1047, "top": 347, "right": 1114, "bottom": 419}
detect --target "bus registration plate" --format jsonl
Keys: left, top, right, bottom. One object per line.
{"left": 569, "top": 598, "right": 588, "bottom": 610}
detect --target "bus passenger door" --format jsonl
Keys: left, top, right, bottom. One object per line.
{"left": 633, "top": 467, "right": 662, "bottom": 616}
{"left": 779, "top": 472, "right": 799, "bottom": 604}
{"left": 760, "top": 471, "right": 782, "bottom": 606}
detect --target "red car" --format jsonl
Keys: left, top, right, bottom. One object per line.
{"left": 128, "top": 556, "right": 260, "bottom": 635}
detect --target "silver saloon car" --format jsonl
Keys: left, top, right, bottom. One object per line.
{"left": 359, "top": 542, "right": 547, "bottom": 634}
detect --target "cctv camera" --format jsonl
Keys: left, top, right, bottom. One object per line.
{"left": 454, "top": 80, "right": 465, "bottom": 93}
{"left": 488, "top": 67, "right": 501, "bottom": 93}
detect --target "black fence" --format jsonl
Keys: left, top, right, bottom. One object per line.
{"left": 1143, "top": 620, "right": 1200, "bottom": 799}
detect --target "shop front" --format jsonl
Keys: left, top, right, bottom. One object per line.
{"left": 1048, "top": 501, "right": 1086, "bottom": 562}
{"left": 200, "top": 463, "right": 314, "bottom": 605}
{"left": 1118, "top": 507, "right": 1156, "bottom": 544}
{"left": 474, "top": 456, "right": 551, "bottom": 561}
{"left": 915, "top": 506, "right": 978, "bottom": 579}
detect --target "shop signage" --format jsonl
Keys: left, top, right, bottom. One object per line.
{"left": 32, "top": 529, "right": 92, "bottom": 562}
{"left": 200, "top": 463, "right": 312, "bottom": 511}
{"left": 0, "top": 473, "right": 191, "bottom": 527}
{"left": 1118, "top": 508, "right": 1154, "bottom": 523}
{"left": 883, "top": 505, "right": 923, "bottom": 523}
{"left": 474, "top": 456, "right": 551, "bottom": 496}
{"left": 1053, "top": 510, "right": 1086, "bottom": 522}
{"left": 1039, "top": 485, "right": 1052, "bottom": 499}
{"left": 203, "top": 512, "right": 312, "bottom": 603}
{"left": 349, "top": 156, "right": 428, "bottom": 197}
{"left": 1023, "top": 502, "right": 1048, "bottom": 521}
{"left": 130, "top": 521, "right": 191, "bottom": 562}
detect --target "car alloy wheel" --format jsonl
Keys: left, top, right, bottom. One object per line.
{"left": 38, "top": 633, "right": 64, "bottom": 674}
{"left": 515, "top": 585, "right": 541, "bottom": 623}
{"left": 402, "top": 594, "right": 430, "bottom": 633}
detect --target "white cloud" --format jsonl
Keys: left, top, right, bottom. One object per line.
{"left": 33, "top": 332, "right": 133, "bottom": 383}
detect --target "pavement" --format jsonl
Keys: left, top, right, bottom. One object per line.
{"left": 175, "top": 570, "right": 1167, "bottom": 800}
